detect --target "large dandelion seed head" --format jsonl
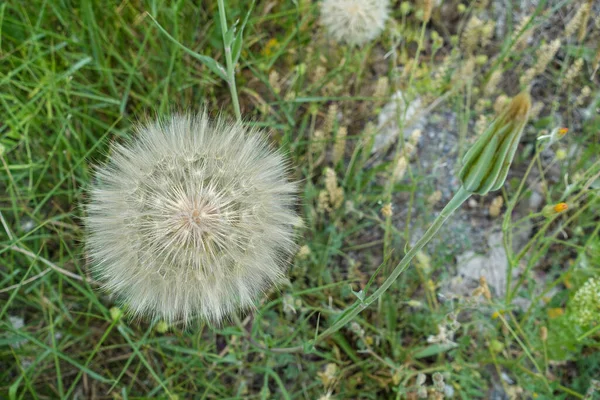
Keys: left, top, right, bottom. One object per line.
{"left": 85, "top": 113, "right": 298, "bottom": 324}
{"left": 319, "top": 0, "right": 389, "bottom": 46}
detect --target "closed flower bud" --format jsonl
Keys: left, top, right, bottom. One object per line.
{"left": 458, "top": 92, "right": 531, "bottom": 195}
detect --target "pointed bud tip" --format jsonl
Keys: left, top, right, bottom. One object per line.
{"left": 506, "top": 92, "right": 532, "bottom": 120}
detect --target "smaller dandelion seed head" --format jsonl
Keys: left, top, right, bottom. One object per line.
{"left": 320, "top": 0, "right": 389, "bottom": 46}
{"left": 85, "top": 113, "right": 298, "bottom": 324}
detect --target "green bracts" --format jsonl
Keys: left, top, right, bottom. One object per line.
{"left": 459, "top": 92, "right": 532, "bottom": 195}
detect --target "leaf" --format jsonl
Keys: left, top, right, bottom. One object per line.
{"left": 147, "top": 13, "right": 227, "bottom": 81}
{"left": 232, "top": 0, "right": 255, "bottom": 65}
{"left": 413, "top": 342, "right": 458, "bottom": 359}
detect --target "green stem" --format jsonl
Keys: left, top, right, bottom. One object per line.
{"left": 248, "top": 187, "right": 471, "bottom": 354}
{"left": 312, "top": 186, "right": 471, "bottom": 343}
{"left": 216, "top": 0, "right": 242, "bottom": 121}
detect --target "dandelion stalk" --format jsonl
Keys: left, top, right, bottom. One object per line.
{"left": 217, "top": 0, "right": 242, "bottom": 121}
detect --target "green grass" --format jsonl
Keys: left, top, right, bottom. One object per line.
{"left": 1, "top": 0, "right": 600, "bottom": 398}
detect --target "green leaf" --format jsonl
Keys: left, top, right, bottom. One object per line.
{"left": 232, "top": 0, "right": 255, "bottom": 65}
{"left": 413, "top": 342, "right": 458, "bottom": 359}
{"left": 147, "top": 12, "right": 227, "bottom": 81}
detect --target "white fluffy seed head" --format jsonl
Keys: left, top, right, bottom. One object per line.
{"left": 85, "top": 113, "right": 298, "bottom": 325}
{"left": 320, "top": 0, "right": 389, "bottom": 46}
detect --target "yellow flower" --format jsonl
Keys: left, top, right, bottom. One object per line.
{"left": 262, "top": 38, "right": 279, "bottom": 57}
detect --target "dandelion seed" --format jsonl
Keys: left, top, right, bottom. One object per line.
{"left": 320, "top": 0, "right": 389, "bottom": 46}
{"left": 85, "top": 113, "right": 298, "bottom": 324}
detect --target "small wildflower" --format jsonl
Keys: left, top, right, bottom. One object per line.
{"left": 416, "top": 373, "right": 427, "bottom": 386}
{"left": 400, "top": 1, "right": 412, "bottom": 16}
{"left": 381, "top": 203, "right": 393, "bottom": 218}
{"left": 261, "top": 38, "right": 279, "bottom": 57}
{"left": 542, "top": 202, "right": 568, "bottom": 217}
{"left": 537, "top": 127, "right": 568, "bottom": 145}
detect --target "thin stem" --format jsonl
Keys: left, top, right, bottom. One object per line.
{"left": 216, "top": 0, "right": 242, "bottom": 121}
{"left": 246, "top": 187, "right": 471, "bottom": 354}
{"left": 312, "top": 186, "right": 471, "bottom": 343}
